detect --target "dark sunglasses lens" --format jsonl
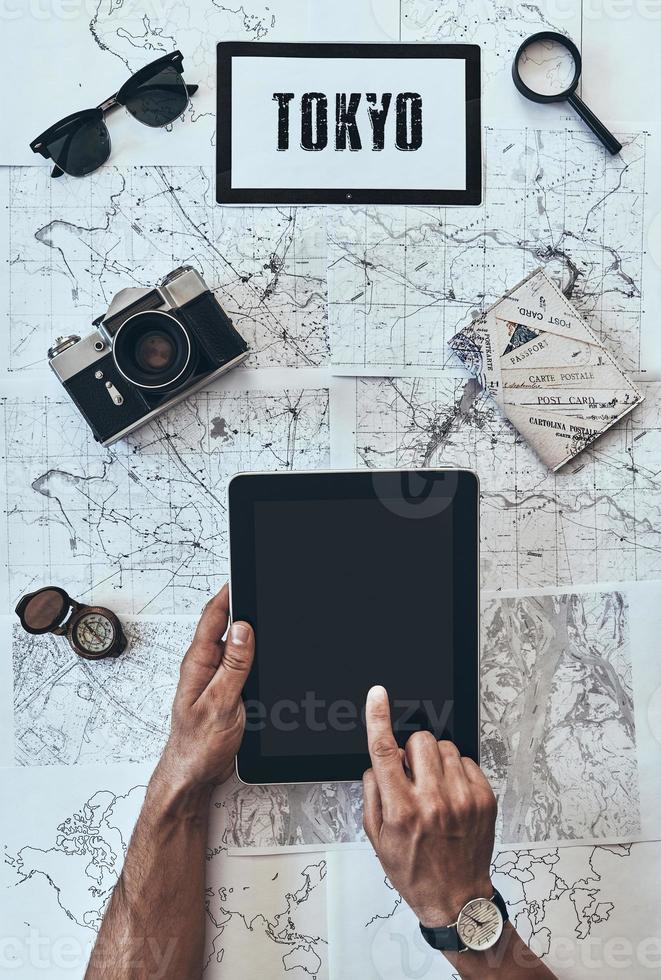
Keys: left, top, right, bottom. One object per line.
{"left": 47, "top": 118, "right": 111, "bottom": 177}
{"left": 23, "top": 589, "right": 67, "bottom": 630}
{"left": 123, "top": 64, "right": 188, "bottom": 127}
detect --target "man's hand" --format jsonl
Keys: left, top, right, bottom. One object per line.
{"left": 362, "top": 685, "right": 496, "bottom": 928}
{"left": 157, "top": 583, "right": 255, "bottom": 794}
{"left": 86, "top": 584, "right": 254, "bottom": 979}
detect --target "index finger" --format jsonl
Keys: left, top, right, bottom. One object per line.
{"left": 365, "top": 686, "right": 409, "bottom": 801}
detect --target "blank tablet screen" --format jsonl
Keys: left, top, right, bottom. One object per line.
{"left": 230, "top": 470, "right": 479, "bottom": 783}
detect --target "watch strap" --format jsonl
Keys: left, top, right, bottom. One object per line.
{"left": 419, "top": 920, "right": 463, "bottom": 952}
{"left": 491, "top": 888, "right": 509, "bottom": 925}
{"left": 419, "top": 889, "right": 509, "bottom": 953}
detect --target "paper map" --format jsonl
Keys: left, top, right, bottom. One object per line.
{"left": 2, "top": 0, "right": 661, "bottom": 975}
{"left": 480, "top": 584, "right": 661, "bottom": 847}
{"left": 5, "top": 761, "right": 659, "bottom": 980}
{"left": 14, "top": 586, "right": 660, "bottom": 853}
{"left": 327, "top": 843, "right": 661, "bottom": 979}
{"left": 0, "top": 764, "right": 328, "bottom": 979}
{"left": 0, "top": 167, "right": 329, "bottom": 374}
{"left": 223, "top": 582, "right": 661, "bottom": 853}
{"left": 12, "top": 619, "right": 194, "bottom": 767}
{"left": 327, "top": 127, "right": 650, "bottom": 377}
{"left": 332, "top": 375, "right": 661, "bottom": 590}
{"left": 0, "top": 378, "right": 330, "bottom": 614}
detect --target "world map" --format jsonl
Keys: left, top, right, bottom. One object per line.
{"left": 2, "top": 768, "right": 655, "bottom": 980}
{"left": 328, "top": 839, "right": 660, "bottom": 979}
{"left": 2, "top": 766, "right": 328, "bottom": 978}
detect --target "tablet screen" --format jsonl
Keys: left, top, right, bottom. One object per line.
{"left": 255, "top": 496, "right": 452, "bottom": 756}
{"left": 230, "top": 470, "right": 479, "bottom": 783}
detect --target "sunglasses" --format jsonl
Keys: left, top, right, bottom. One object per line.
{"left": 30, "top": 50, "right": 198, "bottom": 178}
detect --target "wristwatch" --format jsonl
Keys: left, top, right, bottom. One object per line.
{"left": 419, "top": 889, "right": 508, "bottom": 953}
{"left": 15, "top": 585, "right": 128, "bottom": 661}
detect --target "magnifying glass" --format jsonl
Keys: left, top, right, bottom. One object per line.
{"left": 512, "top": 31, "right": 622, "bottom": 155}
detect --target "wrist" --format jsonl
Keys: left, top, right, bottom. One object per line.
{"left": 157, "top": 739, "right": 229, "bottom": 793}
{"left": 148, "top": 754, "right": 214, "bottom": 824}
{"left": 442, "top": 922, "right": 519, "bottom": 976}
{"left": 414, "top": 878, "right": 494, "bottom": 928}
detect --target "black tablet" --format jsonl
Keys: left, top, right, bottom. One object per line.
{"left": 229, "top": 469, "right": 479, "bottom": 784}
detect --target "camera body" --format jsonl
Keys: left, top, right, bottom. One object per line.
{"left": 48, "top": 267, "right": 249, "bottom": 445}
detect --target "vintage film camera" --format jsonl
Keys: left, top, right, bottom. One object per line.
{"left": 48, "top": 266, "right": 249, "bottom": 445}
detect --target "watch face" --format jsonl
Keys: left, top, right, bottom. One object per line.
{"left": 456, "top": 897, "right": 503, "bottom": 952}
{"left": 72, "top": 612, "right": 116, "bottom": 656}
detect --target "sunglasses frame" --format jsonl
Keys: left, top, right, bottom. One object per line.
{"left": 30, "top": 50, "right": 198, "bottom": 178}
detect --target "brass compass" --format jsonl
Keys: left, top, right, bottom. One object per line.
{"left": 15, "top": 586, "right": 127, "bottom": 661}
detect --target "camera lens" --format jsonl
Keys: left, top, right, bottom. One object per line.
{"left": 135, "top": 332, "right": 177, "bottom": 373}
{"left": 113, "top": 311, "right": 196, "bottom": 390}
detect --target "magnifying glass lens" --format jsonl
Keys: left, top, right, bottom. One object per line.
{"left": 516, "top": 38, "right": 577, "bottom": 98}
{"left": 513, "top": 31, "right": 622, "bottom": 155}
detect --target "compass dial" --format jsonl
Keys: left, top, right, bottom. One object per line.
{"left": 72, "top": 612, "right": 115, "bottom": 655}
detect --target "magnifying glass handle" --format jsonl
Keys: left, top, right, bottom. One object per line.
{"left": 567, "top": 92, "right": 622, "bottom": 155}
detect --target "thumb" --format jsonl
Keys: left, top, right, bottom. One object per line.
{"left": 208, "top": 621, "right": 255, "bottom": 708}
